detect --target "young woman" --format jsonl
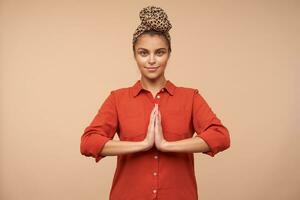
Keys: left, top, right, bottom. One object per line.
{"left": 80, "top": 6, "right": 230, "bottom": 200}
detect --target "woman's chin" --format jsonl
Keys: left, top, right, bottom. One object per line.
{"left": 142, "top": 72, "right": 164, "bottom": 80}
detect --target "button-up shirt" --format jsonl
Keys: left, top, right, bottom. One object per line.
{"left": 80, "top": 79, "right": 231, "bottom": 200}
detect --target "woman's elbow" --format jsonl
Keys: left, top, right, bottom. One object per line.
{"left": 80, "top": 139, "right": 89, "bottom": 156}
{"left": 221, "top": 128, "right": 231, "bottom": 151}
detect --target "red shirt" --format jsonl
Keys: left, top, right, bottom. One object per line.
{"left": 80, "top": 79, "right": 230, "bottom": 200}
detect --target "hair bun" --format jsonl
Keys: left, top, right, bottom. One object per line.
{"left": 139, "top": 6, "right": 172, "bottom": 32}
{"left": 133, "top": 6, "right": 172, "bottom": 44}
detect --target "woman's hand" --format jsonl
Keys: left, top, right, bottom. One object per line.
{"left": 142, "top": 104, "right": 158, "bottom": 151}
{"left": 154, "top": 107, "right": 168, "bottom": 151}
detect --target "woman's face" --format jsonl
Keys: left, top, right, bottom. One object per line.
{"left": 134, "top": 34, "right": 170, "bottom": 81}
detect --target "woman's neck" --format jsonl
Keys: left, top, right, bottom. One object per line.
{"left": 140, "top": 76, "right": 167, "bottom": 93}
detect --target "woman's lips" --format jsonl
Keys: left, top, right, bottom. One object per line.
{"left": 145, "top": 66, "right": 160, "bottom": 72}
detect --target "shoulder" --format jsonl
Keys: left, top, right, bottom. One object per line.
{"left": 174, "top": 84, "right": 206, "bottom": 104}
{"left": 111, "top": 87, "right": 130, "bottom": 94}
{"left": 108, "top": 84, "right": 132, "bottom": 99}
{"left": 175, "top": 84, "right": 201, "bottom": 96}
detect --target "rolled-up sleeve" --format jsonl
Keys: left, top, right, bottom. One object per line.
{"left": 80, "top": 90, "right": 119, "bottom": 163}
{"left": 192, "top": 89, "right": 230, "bottom": 157}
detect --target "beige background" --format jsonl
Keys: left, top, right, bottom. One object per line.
{"left": 1, "top": 0, "right": 299, "bottom": 199}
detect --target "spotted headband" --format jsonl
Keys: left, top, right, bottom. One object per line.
{"left": 132, "top": 6, "right": 172, "bottom": 44}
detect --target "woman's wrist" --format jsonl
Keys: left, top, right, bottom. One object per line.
{"left": 140, "top": 140, "right": 153, "bottom": 151}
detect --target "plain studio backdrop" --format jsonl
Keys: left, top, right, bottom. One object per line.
{"left": 0, "top": 0, "right": 299, "bottom": 199}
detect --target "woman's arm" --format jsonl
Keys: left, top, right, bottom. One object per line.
{"left": 155, "top": 89, "right": 230, "bottom": 157}
{"left": 81, "top": 92, "right": 157, "bottom": 162}
{"left": 100, "top": 104, "right": 158, "bottom": 156}
{"left": 161, "top": 137, "right": 210, "bottom": 153}
{"left": 154, "top": 108, "right": 211, "bottom": 154}
{"left": 100, "top": 140, "right": 149, "bottom": 156}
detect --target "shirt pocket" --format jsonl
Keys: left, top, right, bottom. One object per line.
{"left": 119, "top": 111, "right": 145, "bottom": 139}
{"left": 162, "top": 108, "right": 190, "bottom": 139}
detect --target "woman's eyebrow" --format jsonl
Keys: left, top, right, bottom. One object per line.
{"left": 137, "top": 48, "right": 167, "bottom": 51}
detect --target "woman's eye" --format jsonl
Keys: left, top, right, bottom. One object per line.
{"left": 139, "top": 51, "right": 147, "bottom": 56}
{"left": 157, "top": 51, "right": 165, "bottom": 56}
{"left": 138, "top": 51, "right": 165, "bottom": 56}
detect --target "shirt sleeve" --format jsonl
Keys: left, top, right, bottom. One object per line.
{"left": 192, "top": 89, "right": 230, "bottom": 157}
{"left": 80, "top": 90, "right": 119, "bottom": 163}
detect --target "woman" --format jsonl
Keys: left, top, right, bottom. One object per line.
{"left": 80, "top": 6, "right": 230, "bottom": 200}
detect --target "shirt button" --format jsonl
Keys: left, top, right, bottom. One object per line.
{"left": 157, "top": 95, "right": 160, "bottom": 99}
{"left": 153, "top": 172, "right": 157, "bottom": 176}
{"left": 154, "top": 155, "right": 158, "bottom": 159}
{"left": 153, "top": 189, "right": 157, "bottom": 193}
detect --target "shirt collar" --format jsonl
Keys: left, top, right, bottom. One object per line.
{"left": 131, "top": 79, "right": 176, "bottom": 97}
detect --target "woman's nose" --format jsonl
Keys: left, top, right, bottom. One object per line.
{"left": 148, "top": 55, "right": 156, "bottom": 64}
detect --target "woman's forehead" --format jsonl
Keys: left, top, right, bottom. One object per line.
{"left": 135, "top": 36, "right": 168, "bottom": 48}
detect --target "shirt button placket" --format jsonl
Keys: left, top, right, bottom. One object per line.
{"left": 154, "top": 88, "right": 163, "bottom": 103}
{"left": 154, "top": 94, "right": 160, "bottom": 104}
{"left": 152, "top": 90, "right": 163, "bottom": 198}
{"left": 153, "top": 154, "right": 159, "bottom": 198}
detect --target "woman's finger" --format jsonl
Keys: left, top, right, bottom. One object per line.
{"left": 149, "top": 105, "right": 157, "bottom": 128}
{"left": 158, "top": 110, "right": 161, "bottom": 122}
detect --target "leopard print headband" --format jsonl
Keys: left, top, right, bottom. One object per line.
{"left": 132, "top": 6, "right": 172, "bottom": 44}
